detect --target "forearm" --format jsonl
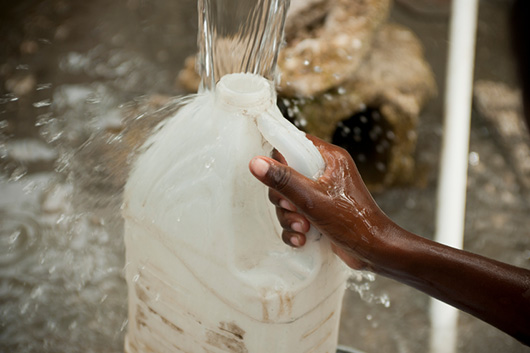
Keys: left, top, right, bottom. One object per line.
{"left": 248, "top": 144, "right": 530, "bottom": 344}
{"left": 369, "top": 222, "right": 530, "bottom": 345}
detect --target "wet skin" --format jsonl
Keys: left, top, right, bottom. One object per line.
{"left": 249, "top": 135, "right": 530, "bottom": 346}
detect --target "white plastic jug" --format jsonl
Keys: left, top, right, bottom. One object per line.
{"left": 123, "top": 73, "right": 348, "bottom": 353}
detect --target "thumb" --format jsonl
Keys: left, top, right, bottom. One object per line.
{"left": 249, "top": 156, "right": 318, "bottom": 212}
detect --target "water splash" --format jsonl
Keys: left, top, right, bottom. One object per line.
{"left": 347, "top": 270, "right": 391, "bottom": 308}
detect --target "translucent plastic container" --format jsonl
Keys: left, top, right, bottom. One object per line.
{"left": 123, "top": 73, "right": 348, "bottom": 353}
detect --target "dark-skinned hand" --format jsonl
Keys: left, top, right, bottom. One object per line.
{"left": 249, "top": 134, "right": 392, "bottom": 271}
{"left": 249, "top": 134, "right": 530, "bottom": 346}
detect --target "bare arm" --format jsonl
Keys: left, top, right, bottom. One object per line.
{"left": 249, "top": 135, "right": 530, "bottom": 345}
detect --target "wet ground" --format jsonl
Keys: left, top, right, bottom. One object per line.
{"left": 1, "top": 0, "right": 529, "bottom": 352}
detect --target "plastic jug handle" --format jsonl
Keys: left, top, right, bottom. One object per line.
{"left": 257, "top": 109, "right": 325, "bottom": 180}
{"left": 257, "top": 107, "right": 326, "bottom": 241}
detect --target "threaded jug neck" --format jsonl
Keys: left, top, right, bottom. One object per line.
{"left": 215, "top": 73, "right": 276, "bottom": 113}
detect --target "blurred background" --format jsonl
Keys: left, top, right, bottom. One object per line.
{"left": 1, "top": 0, "right": 529, "bottom": 352}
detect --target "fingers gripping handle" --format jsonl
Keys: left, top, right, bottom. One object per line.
{"left": 257, "top": 108, "right": 325, "bottom": 242}
{"left": 257, "top": 110, "right": 325, "bottom": 180}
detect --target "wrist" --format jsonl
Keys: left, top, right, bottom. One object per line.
{"left": 360, "top": 215, "right": 418, "bottom": 276}
{"left": 337, "top": 206, "right": 399, "bottom": 269}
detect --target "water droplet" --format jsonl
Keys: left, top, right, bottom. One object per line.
{"left": 56, "top": 214, "right": 67, "bottom": 225}
{"left": 298, "top": 118, "right": 307, "bottom": 127}
{"left": 205, "top": 157, "right": 215, "bottom": 169}
{"left": 69, "top": 320, "right": 78, "bottom": 331}
{"left": 100, "top": 294, "right": 108, "bottom": 303}
{"left": 357, "top": 154, "right": 366, "bottom": 162}
{"left": 8, "top": 230, "right": 21, "bottom": 245}
{"left": 10, "top": 166, "right": 27, "bottom": 181}
{"left": 20, "top": 302, "right": 30, "bottom": 315}
{"left": 133, "top": 274, "right": 140, "bottom": 282}
{"left": 375, "top": 162, "right": 386, "bottom": 172}
{"left": 469, "top": 151, "right": 480, "bottom": 166}
{"left": 33, "top": 99, "right": 52, "bottom": 108}
{"left": 35, "top": 113, "right": 54, "bottom": 127}
{"left": 36, "top": 83, "right": 53, "bottom": 91}
{"left": 30, "top": 286, "right": 43, "bottom": 299}
{"left": 120, "top": 319, "right": 129, "bottom": 332}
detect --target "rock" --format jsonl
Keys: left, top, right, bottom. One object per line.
{"left": 284, "top": 0, "right": 332, "bottom": 42}
{"left": 278, "top": 0, "right": 391, "bottom": 97}
{"left": 290, "top": 24, "right": 437, "bottom": 190}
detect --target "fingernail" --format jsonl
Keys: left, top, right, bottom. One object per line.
{"left": 290, "top": 235, "right": 301, "bottom": 247}
{"left": 250, "top": 158, "right": 269, "bottom": 178}
{"left": 291, "top": 222, "right": 303, "bottom": 233}
{"left": 279, "top": 199, "right": 296, "bottom": 211}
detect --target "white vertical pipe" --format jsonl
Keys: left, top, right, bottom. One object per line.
{"left": 429, "top": 1, "right": 479, "bottom": 353}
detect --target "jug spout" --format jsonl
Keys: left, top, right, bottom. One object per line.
{"left": 215, "top": 73, "right": 276, "bottom": 113}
